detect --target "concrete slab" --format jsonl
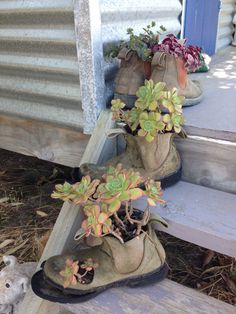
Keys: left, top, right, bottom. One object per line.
{"left": 184, "top": 46, "right": 236, "bottom": 141}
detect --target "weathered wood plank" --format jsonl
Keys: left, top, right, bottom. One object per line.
{"left": 62, "top": 279, "right": 235, "bottom": 314}
{"left": 0, "top": 113, "right": 90, "bottom": 167}
{"left": 19, "top": 111, "right": 116, "bottom": 314}
{"left": 134, "top": 181, "right": 236, "bottom": 257}
{"left": 175, "top": 135, "right": 236, "bottom": 194}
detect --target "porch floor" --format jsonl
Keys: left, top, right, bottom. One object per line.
{"left": 184, "top": 46, "right": 236, "bottom": 141}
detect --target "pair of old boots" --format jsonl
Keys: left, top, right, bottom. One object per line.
{"left": 114, "top": 47, "right": 203, "bottom": 108}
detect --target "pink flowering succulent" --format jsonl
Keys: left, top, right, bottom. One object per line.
{"left": 151, "top": 34, "right": 202, "bottom": 72}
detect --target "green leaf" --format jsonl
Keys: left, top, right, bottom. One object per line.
{"left": 98, "top": 212, "right": 109, "bottom": 224}
{"left": 146, "top": 132, "right": 155, "bottom": 142}
{"left": 138, "top": 129, "right": 147, "bottom": 137}
{"left": 129, "top": 188, "right": 144, "bottom": 200}
{"left": 108, "top": 198, "right": 121, "bottom": 213}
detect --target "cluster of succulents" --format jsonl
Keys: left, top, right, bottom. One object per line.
{"left": 105, "top": 22, "right": 166, "bottom": 61}
{"left": 151, "top": 34, "right": 202, "bottom": 71}
{"left": 111, "top": 80, "right": 185, "bottom": 142}
{"left": 59, "top": 258, "right": 98, "bottom": 288}
{"left": 52, "top": 164, "right": 164, "bottom": 243}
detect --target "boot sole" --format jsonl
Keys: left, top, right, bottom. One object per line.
{"left": 31, "top": 263, "right": 168, "bottom": 304}
{"left": 157, "top": 165, "right": 182, "bottom": 189}
{"left": 183, "top": 94, "right": 203, "bottom": 107}
{"left": 114, "top": 93, "right": 137, "bottom": 109}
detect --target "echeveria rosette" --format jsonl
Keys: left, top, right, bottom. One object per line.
{"left": 138, "top": 112, "right": 165, "bottom": 142}
{"left": 151, "top": 34, "right": 202, "bottom": 72}
{"left": 163, "top": 112, "right": 184, "bottom": 134}
{"left": 144, "top": 179, "right": 165, "bottom": 206}
{"left": 51, "top": 176, "right": 100, "bottom": 204}
{"left": 96, "top": 172, "right": 144, "bottom": 213}
{"left": 59, "top": 259, "right": 79, "bottom": 288}
{"left": 161, "top": 88, "right": 185, "bottom": 114}
{"left": 82, "top": 204, "right": 112, "bottom": 237}
{"left": 135, "top": 80, "right": 166, "bottom": 111}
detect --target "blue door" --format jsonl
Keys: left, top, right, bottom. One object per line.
{"left": 184, "top": 0, "right": 221, "bottom": 55}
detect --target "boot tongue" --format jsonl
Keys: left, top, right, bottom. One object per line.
{"left": 102, "top": 234, "right": 145, "bottom": 274}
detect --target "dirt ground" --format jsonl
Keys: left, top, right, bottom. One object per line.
{"left": 0, "top": 148, "right": 235, "bottom": 305}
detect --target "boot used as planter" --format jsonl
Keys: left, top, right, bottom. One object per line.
{"left": 80, "top": 80, "right": 186, "bottom": 188}
{"left": 151, "top": 34, "right": 203, "bottom": 106}
{"left": 106, "top": 22, "right": 166, "bottom": 108}
{"left": 114, "top": 48, "right": 145, "bottom": 109}
{"left": 31, "top": 165, "right": 168, "bottom": 303}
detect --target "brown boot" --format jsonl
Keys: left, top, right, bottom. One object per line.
{"left": 151, "top": 52, "right": 203, "bottom": 106}
{"left": 80, "top": 132, "right": 181, "bottom": 188}
{"left": 114, "top": 48, "right": 145, "bottom": 108}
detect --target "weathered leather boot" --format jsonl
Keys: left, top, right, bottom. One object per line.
{"left": 151, "top": 52, "right": 203, "bottom": 106}
{"left": 80, "top": 132, "right": 182, "bottom": 188}
{"left": 31, "top": 214, "right": 168, "bottom": 303}
{"left": 114, "top": 48, "right": 145, "bottom": 108}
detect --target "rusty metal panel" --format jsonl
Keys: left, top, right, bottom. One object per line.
{"left": 216, "top": 0, "right": 236, "bottom": 51}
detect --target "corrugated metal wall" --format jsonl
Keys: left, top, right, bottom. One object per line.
{"left": 0, "top": 0, "right": 83, "bottom": 129}
{"left": 0, "top": 0, "right": 182, "bottom": 135}
{"left": 100, "top": 0, "right": 182, "bottom": 107}
{"left": 216, "top": 0, "right": 236, "bottom": 51}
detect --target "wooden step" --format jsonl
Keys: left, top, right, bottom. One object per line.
{"left": 61, "top": 279, "right": 235, "bottom": 314}
{"left": 134, "top": 181, "right": 236, "bottom": 257}
{"left": 175, "top": 135, "right": 236, "bottom": 194}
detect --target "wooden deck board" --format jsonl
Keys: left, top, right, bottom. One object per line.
{"left": 175, "top": 135, "right": 236, "bottom": 194}
{"left": 134, "top": 181, "right": 236, "bottom": 257}
{"left": 62, "top": 279, "right": 235, "bottom": 314}
{"left": 0, "top": 113, "right": 89, "bottom": 167}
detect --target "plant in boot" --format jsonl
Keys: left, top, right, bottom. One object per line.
{"left": 150, "top": 34, "right": 203, "bottom": 106}
{"left": 107, "top": 21, "right": 166, "bottom": 109}
{"left": 79, "top": 80, "right": 185, "bottom": 187}
{"left": 111, "top": 79, "right": 185, "bottom": 142}
{"left": 31, "top": 164, "right": 168, "bottom": 302}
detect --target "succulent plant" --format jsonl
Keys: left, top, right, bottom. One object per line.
{"left": 151, "top": 34, "right": 202, "bottom": 71}
{"left": 105, "top": 22, "right": 166, "bottom": 61}
{"left": 82, "top": 203, "right": 112, "bottom": 237}
{"left": 80, "top": 258, "right": 99, "bottom": 272}
{"left": 59, "top": 258, "right": 98, "bottom": 288}
{"left": 59, "top": 259, "right": 79, "bottom": 288}
{"left": 138, "top": 112, "right": 165, "bottom": 142}
{"left": 51, "top": 176, "right": 100, "bottom": 205}
{"left": 52, "top": 164, "right": 166, "bottom": 244}
{"left": 96, "top": 168, "right": 144, "bottom": 213}
{"left": 111, "top": 80, "right": 185, "bottom": 141}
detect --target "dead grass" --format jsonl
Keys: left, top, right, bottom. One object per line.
{"left": 0, "top": 148, "right": 235, "bottom": 305}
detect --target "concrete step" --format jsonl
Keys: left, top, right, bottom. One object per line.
{"left": 134, "top": 181, "right": 236, "bottom": 257}
{"left": 61, "top": 279, "right": 235, "bottom": 314}
{"left": 175, "top": 135, "right": 236, "bottom": 194}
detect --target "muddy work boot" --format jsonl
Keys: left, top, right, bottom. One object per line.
{"left": 80, "top": 132, "right": 182, "bottom": 188}
{"left": 151, "top": 52, "right": 203, "bottom": 106}
{"left": 114, "top": 48, "right": 145, "bottom": 108}
{"left": 31, "top": 214, "right": 168, "bottom": 303}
